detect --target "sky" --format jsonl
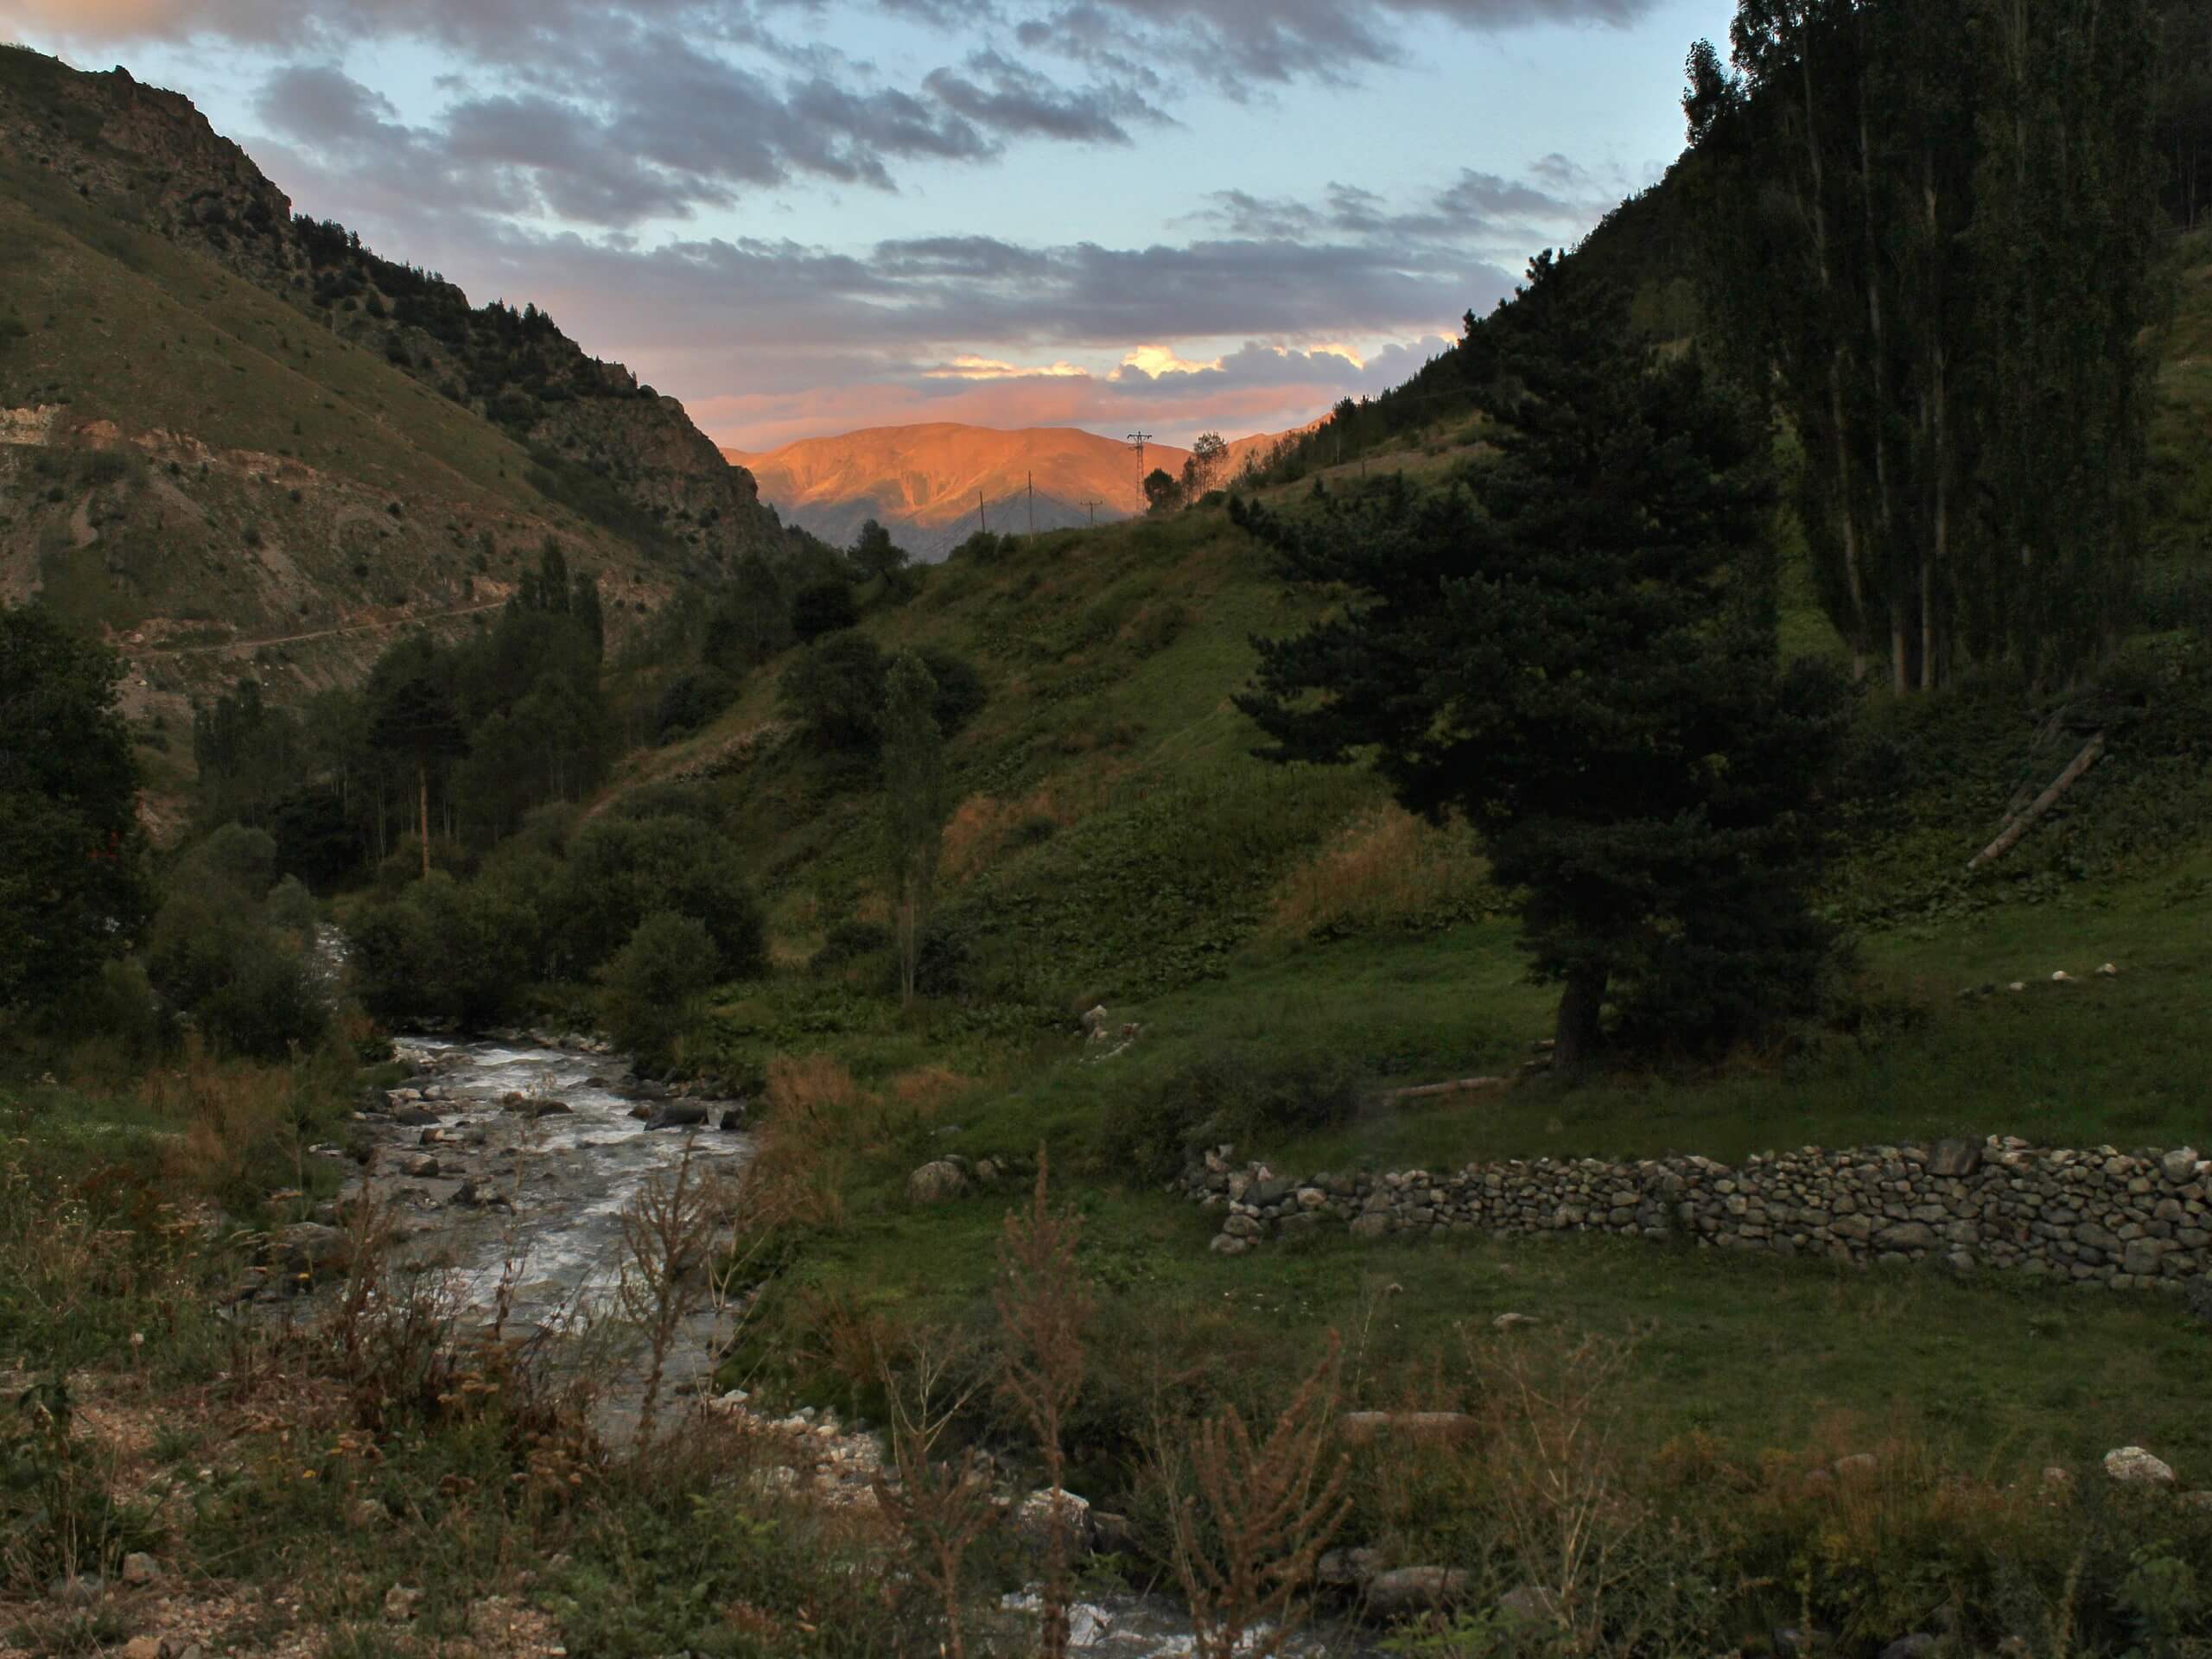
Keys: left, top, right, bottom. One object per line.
{"left": 2, "top": 0, "right": 1735, "bottom": 451}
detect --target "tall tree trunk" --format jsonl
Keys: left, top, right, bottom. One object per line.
{"left": 417, "top": 757, "right": 430, "bottom": 881}
{"left": 1801, "top": 41, "right": 1872, "bottom": 682}
{"left": 1552, "top": 968, "right": 1606, "bottom": 1079}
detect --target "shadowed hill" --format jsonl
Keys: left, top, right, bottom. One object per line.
{"left": 0, "top": 46, "right": 779, "bottom": 575}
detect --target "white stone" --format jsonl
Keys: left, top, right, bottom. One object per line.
{"left": 2104, "top": 1446, "right": 2177, "bottom": 1486}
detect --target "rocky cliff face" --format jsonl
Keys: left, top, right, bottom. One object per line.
{"left": 0, "top": 48, "right": 772, "bottom": 568}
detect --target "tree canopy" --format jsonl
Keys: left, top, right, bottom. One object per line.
{"left": 0, "top": 605, "right": 154, "bottom": 1015}
{"left": 1236, "top": 258, "right": 1850, "bottom": 1067}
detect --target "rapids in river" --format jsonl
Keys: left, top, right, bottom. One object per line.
{"left": 344, "top": 1033, "right": 1383, "bottom": 1657}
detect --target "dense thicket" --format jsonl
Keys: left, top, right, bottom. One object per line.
{"left": 0, "top": 604, "right": 153, "bottom": 1015}
{"left": 1237, "top": 259, "right": 1851, "bottom": 1068}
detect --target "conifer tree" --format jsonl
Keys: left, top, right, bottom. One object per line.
{"left": 1236, "top": 258, "right": 1849, "bottom": 1070}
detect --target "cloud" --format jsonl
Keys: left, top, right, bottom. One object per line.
{"left": 1118, "top": 345, "right": 1224, "bottom": 378}
{"left": 1013, "top": 0, "right": 1661, "bottom": 92}
{"left": 923, "top": 354, "right": 1090, "bottom": 379}
{"left": 921, "top": 48, "right": 1163, "bottom": 145}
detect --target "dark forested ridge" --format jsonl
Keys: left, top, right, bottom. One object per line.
{"left": 1243, "top": 0, "right": 2210, "bottom": 697}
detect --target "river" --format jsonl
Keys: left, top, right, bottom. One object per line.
{"left": 345, "top": 1033, "right": 1385, "bottom": 1657}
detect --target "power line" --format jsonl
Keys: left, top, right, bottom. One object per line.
{"left": 1077, "top": 499, "right": 1103, "bottom": 525}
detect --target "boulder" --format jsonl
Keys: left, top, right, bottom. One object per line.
{"left": 906, "top": 1160, "right": 970, "bottom": 1205}
{"left": 2103, "top": 1446, "right": 2177, "bottom": 1485}
{"left": 1365, "top": 1566, "right": 1470, "bottom": 1618}
{"left": 397, "top": 1154, "right": 441, "bottom": 1179}
{"left": 1014, "top": 1486, "right": 1094, "bottom": 1554}
{"left": 389, "top": 1108, "right": 438, "bottom": 1128}
{"left": 119, "top": 1551, "right": 161, "bottom": 1585}
{"left": 1316, "top": 1547, "right": 1386, "bottom": 1587}
{"left": 531, "top": 1099, "right": 571, "bottom": 1117}
{"left": 649, "top": 1102, "right": 709, "bottom": 1129}
{"left": 719, "top": 1108, "right": 745, "bottom": 1133}
{"left": 273, "top": 1223, "right": 349, "bottom": 1274}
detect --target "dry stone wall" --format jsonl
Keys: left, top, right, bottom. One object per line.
{"left": 1181, "top": 1136, "right": 2212, "bottom": 1293}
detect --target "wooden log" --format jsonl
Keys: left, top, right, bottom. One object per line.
{"left": 1379, "top": 1076, "right": 1506, "bottom": 1103}
{"left": 1968, "top": 731, "right": 2105, "bottom": 871}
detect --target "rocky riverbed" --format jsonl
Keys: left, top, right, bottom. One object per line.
{"left": 328, "top": 1033, "right": 1384, "bottom": 1656}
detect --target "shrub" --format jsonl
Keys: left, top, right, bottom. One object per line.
{"left": 790, "top": 578, "right": 860, "bottom": 643}
{"left": 600, "top": 911, "right": 720, "bottom": 1067}
{"left": 148, "top": 880, "right": 327, "bottom": 1060}
{"left": 914, "top": 645, "right": 986, "bottom": 739}
{"left": 192, "top": 932, "right": 328, "bottom": 1059}
{"left": 1098, "top": 1047, "right": 1364, "bottom": 1182}
{"left": 264, "top": 874, "right": 320, "bottom": 938}
{"left": 652, "top": 665, "right": 737, "bottom": 741}
{"left": 780, "top": 631, "right": 886, "bottom": 753}
{"left": 557, "top": 814, "right": 767, "bottom": 979}
{"left": 348, "top": 872, "right": 537, "bottom": 1028}
{"left": 810, "top": 918, "right": 893, "bottom": 976}
{"left": 779, "top": 635, "right": 987, "bottom": 753}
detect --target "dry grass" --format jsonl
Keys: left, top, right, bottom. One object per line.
{"left": 993, "top": 1152, "right": 1090, "bottom": 1659}
{"left": 1265, "top": 804, "right": 1491, "bottom": 938}
{"left": 141, "top": 1050, "right": 305, "bottom": 1203}
{"left": 1154, "top": 1333, "right": 1351, "bottom": 1659}
{"left": 943, "top": 790, "right": 1070, "bottom": 882}
{"left": 740, "top": 1054, "right": 879, "bottom": 1234}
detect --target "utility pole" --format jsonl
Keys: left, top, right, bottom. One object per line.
{"left": 1126, "top": 431, "right": 1152, "bottom": 498}
{"left": 1027, "top": 471, "right": 1035, "bottom": 535}
{"left": 977, "top": 489, "right": 988, "bottom": 535}
{"left": 1077, "top": 499, "right": 1103, "bottom": 525}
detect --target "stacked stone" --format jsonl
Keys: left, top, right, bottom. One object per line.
{"left": 1180, "top": 1137, "right": 2210, "bottom": 1292}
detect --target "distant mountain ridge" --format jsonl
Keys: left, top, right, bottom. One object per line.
{"left": 723, "top": 423, "right": 1298, "bottom": 556}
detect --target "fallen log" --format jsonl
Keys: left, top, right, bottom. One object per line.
{"left": 1968, "top": 731, "right": 2105, "bottom": 871}
{"left": 1379, "top": 1076, "right": 1507, "bottom": 1103}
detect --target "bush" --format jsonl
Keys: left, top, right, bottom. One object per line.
{"left": 348, "top": 872, "right": 536, "bottom": 1028}
{"left": 779, "top": 635, "right": 987, "bottom": 753}
{"left": 780, "top": 631, "right": 886, "bottom": 753}
{"left": 914, "top": 645, "right": 986, "bottom": 739}
{"left": 557, "top": 814, "right": 767, "bottom": 980}
{"left": 147, "top": 880, "right": 327, "bottom": 1060}
{"left": 1098, "top": 1047, "right": 1365, "bottom": 1182}
{"left": 950, "top": 531, "right": 1014, "bottom": 564}
{"left": 790, "top": 578, "right": 860, "bottom": 643}
{"left": 652, "top": 665, "right": 737, "bottom": 741}
{"left": 600, "top": 911, "right": 719, "bottom": 1067}
{"left": 264, "top": 874, "right": 320, "bottom": 938}
{"left": 193, "top": 933, "right": 328, "bottom": 1059}
{"left": 809, "top": 918, "right": 892, "bottom": 976}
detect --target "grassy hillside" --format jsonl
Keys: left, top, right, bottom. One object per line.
{"left": 0, "top": 128, "right": 709, "bottom": 830}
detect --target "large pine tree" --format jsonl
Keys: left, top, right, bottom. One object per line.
{"left": 1236, "top": 258, "right": 1850, "bottom": 1071}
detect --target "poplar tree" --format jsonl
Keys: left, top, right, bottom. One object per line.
{"left": 1684, "top": 0, "right": 2168, "bottom": 690}
{"left": 880, "top": 652, "right": 949, "bottom": 1007}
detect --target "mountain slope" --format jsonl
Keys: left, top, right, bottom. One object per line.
{"left": 722, "top": 423, "right": 1293, "bottom": 556}
{"left": 0, "top": 47, "right": 776, "bottom": 570}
